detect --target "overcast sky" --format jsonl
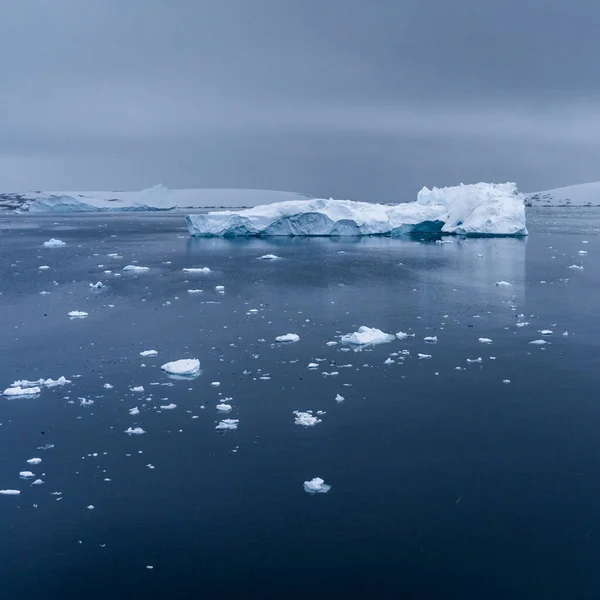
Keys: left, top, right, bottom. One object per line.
{"left": 1, "top": 0, "right": 599, "bottom": 201}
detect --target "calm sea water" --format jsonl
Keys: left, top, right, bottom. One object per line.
{"left": 1, "top": 209, "right": 600, "bottom": 599}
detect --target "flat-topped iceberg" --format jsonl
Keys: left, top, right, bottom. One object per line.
{"left": 186, "top": 182, "right": 527, "bottom": 237}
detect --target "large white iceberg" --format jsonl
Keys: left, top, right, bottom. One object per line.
{"left": 186, "top": 182, "right": 527, "bottom": 237}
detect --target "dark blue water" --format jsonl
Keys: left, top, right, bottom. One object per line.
{"left": 1, "top": 209, "right": 599, "bottom": 599}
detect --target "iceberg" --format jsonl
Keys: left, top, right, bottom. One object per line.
{"left": 525, "top": 182, "right": 600, "bottom": 207}
{"left": 186, "top": 182, "right": 527, "bottom": 237}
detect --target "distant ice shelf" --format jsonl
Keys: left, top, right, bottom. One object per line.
{"left": 186, "top": 182, "right": 527, "bottom": 237}
{"left": 525, "top": 182, "right": 600, "bottom": 207}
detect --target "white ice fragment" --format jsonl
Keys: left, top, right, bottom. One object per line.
{"left": 303, "top": 477, "right": 331, "bottom": 494}
{"left": 529, "top": 340, "right": 549, "bottom": 345}
{"left": 568, "top": 265, "right": 584, "bottom": 271}
{"left": 182, "top": 267, "right": 211, "bottom": 274}
{"left": 38, "top": 265, "right": 50, "bottom": 270}
{"left": 26, "top": 458, "right": 42, "bottom": 465}
{"left": 32, "top": 479, "right": 44, "bottom": 485}
{"left": 424, "top": 336, "right": 438, "bottom": 343}
{"left": 123, "top": 265, "right": 150, "bottom": 272}
{"left": 466, "top": 357, "right": 482, "bottom": 363}
{"left": 478, "top": 338, "right": 493, "bottom": 344}
{"left": 43, "top": 238, "right": 66, "bottom": 248}
{"left": 187, "top": 289, "right": 203, "bottom": 294}
{"left": 215, "top": 419, "right": 239, "bottom": 430}
{"left": 396, "top": 331, "right": 415, "bottom": 340}
{"left": 0, "top": 490, "right": 20, "bottom": 495}
{"left": 87, "top": 505, "right": 95, "bottom": 510}
{"left": 293, "top": 411, "right": 321, "bottom": 426}
{"left": 503, "top": 379, "right": 511, "bottom": 384}
{"left": 216, "top": 403, "right": 232, "bottom": 412}
{"left": 211, "top": 381, "right": 221, "bottom": 387}
{"left": 578, "top": 250, "right": 588, "bottom": 255}
{"left": 19, "top": 471, "right": 35, "bottom": 479}
{"left": 80, "top": 398, "right": 94, "bottom": 406}
{"left": 417, "top": 353, "right": 432, "bottom": 359}
{"left": 140, "top": 350, "right": 158, "bottom": 357}
{"left": 215, "top": 285, "right": 225, "bottom": 291}
{"left": 335, "top": 394, "right": 345, "bottom": 403}
{"left": 276, "top": 333, "right": 300, "bottom": 343}
{"left": 161, "top": 359, "right": 201, "bottom": 376}
{"left": 129, "top": 407, "right": 140, "bottom": 416}
{"left": 540, "top": 330, "right": 553, "bottom": 336}
{"left": 257, "top": 254, "right": 280, "bottom": 260}
{"left": 307, "top": 363, "right": 319, "bottom": 369}
{"left": 384, "top": 358, "right": 395, "bottom": 365}
{"left": 495, "top": 281, "right": 512, "bottom": 287}
{"left": 125, "top": 427, "right": 146, "bottom": 435}
{"left": 103, "top": 383, "right": 114, "bottom": 389}
{"left": 68, "top": 311, "right": 88, "bottom": 318}
{"left": 341, "top": 326, "right": 394, "bottom": 346}
{"left": 160, "top": 403, "right": 177, "bottom": 410}
{"left": 3, "top": 386, "right": 41, "bottom": 397}
{"left": 326, "top": 341, "right": 338, "bottom": 346}
{"left": 89, "top": 281, "right": 104, "bottom": 289}
{"left": 131, "top": 386, "right": 144, "bottom": 393}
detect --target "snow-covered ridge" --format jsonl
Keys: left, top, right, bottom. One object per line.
{"left": 525, "top": 182, "right": 600, "bottom": 207}
{"left": 0, "top": 184, "right": 313, "bottom": 212}
{"left": 187, "top": 182, "right": 527, "bottom": 237}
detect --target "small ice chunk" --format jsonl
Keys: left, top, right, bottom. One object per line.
{"left": 129, "top": 407, "right": 140, "bottom": 416}
{"left": 161, "top": 359, "right": 201, "bottom": 376}
{"left": 215, "top": 285, "right": 225, "bottom": 291}
{"left": 216, "top": 403, "right": 232, "bottom": 412}
{"left": 43, "top": 238, "right": 66, "bottom": 248}
{"left": 103, "top": 383, "right": 114, "bottom": 389}
{"left": 466, "top": 357, "right": 482, "bottom": 363}
{"left": 87, "top": 505, "right": 95, "bottom": 510}
{"left": 307, "top": 363, "right": 319, "bottom": 369}
{"left": 125, "top": 427, "right": 146, "bottom": 435}
{"left": 293, "top": 411, "right": 321, "bottom": 426}
{"left": 19, "top": 471, "right": 35, "bottom": 479}
{"left": 424, "top": 336, "right": 438, "bottom": 343}
{"left": 80, "top": 398, "right": 94, "bottom": 406}
{"left": 341, "top": 326, "right": 394, "bottom": 346}
{"left": 160, "top": 403, "right": 177, "bottom": 410}
{"left": 578, "top": 250, "right": 588, "bottom": 255}
{"left": 257, "top": 254, "right": 280, "bottom": 260}
{"left": 396, "top": 331, "right": 415, "bottom": 340}
{"left": 326, "top": 341, "right": 338, "bottom": 346}
{"left": 540, "top": 330, "right": 553, "bottom": 336}
{"left": 215, "top": 419, "right": 239, "bottom": 430}
{"left": 140, "top": 350, "right": 158, "bottom": 357}
{"left": 68, "top": 311, "right": 88, "bottom": 318}
{"left": 123, "top": 265, "right": 150, "bottom": 272}
{"left": 495, "top": 281, "right": 512, "bottom": 287}
{"left": 276, "top": 333, "right": 300, "bottom": 343}
{"left": 3, "top": 386, "right": 41, "bottom": 397}
{"left": 568, "top": 265, "right": 584, "bottom": 271}
{"left": 303, "top": 477, "right": 331, "bottom": 494}
{"left": 0, "top": 490, "right": 21, "bottom": 495}
{"left": 32, "top": 479, "right": 44, "bottom": 485}
{"left": 335, "top": 394, "right": 345, "bottom": 402}
{"left": 182, "top": 267, "right": 211, "bottom": 274}
{"left": 503, "top": 379, "right": 511, "bottom": 384}
{"left": 384, "top": 358, "right": 395, "bottom": 365}
{"left": 478, "top": 338, "right": 493, "bottom": 344}
{"left": 417, "top": 353, "right": 432, "bottom": 359}
{"left": 26, "top": 458, "right": 42, "bottom": 465}
{"left": 38, "top": 265, "right": 50, "bottom": 270}
{"left": 89, "top": 281, "right": 104, "bottom": 289}
{"left": 131, "top": 386, "right": 144, "bottom": 393}
{"left": 211, "top": 381, "right": 221, "bottom": 387}
{"left": 187, "top": 289, "right": 203, "bottom": 294}
{"left": 529, "top": 339, "right": 549, "bottom": 345}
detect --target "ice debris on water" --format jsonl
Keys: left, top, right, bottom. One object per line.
{"left": 568, "top": 265, "right": 584, "bottom": 271}
{"left": 529, "top": 340, "right": 549, "bottom": 345}
{"left": 466, "top": 357, "right": 482, "bottom": 364}
{"left": 0, "top": 490, "right": 21, "bottom": 496}
{"left": 26, "top": 458, "right": 42, "bottom": 465}
{"left": 123, "top": 265, "right": 150, "bottom": 272}
{"left": 335, "top": 394, "right": 345, "bottom": 402}
{"left": 89, "top": 281, "right": 104, "bottom": 289}
{"left": 417, "top": 353, "right": 432, "bottom": 359}
{"left": 161, "top": 359, "right": 201, "bottom": 376}
{"left": 495, "top": 281, "right": 512, "bottom": 287}
{"left": 540, "top": 330, "right": 553, "bottom": 336}
{"left": 140, "top": 350, "right": 158, "bottom": 357}
{"left": 129, "top": 407, "right": 140, "bottom": 416}
{"left": 43, "top": 238, "right": 66, "bottom": 248}
{"left": 182, "top": 267, "right": 211, "bottom": 274}
{"left": 276, "top": 333, "right": 300, "bottom": 343}
{"left": 257, "top": 254, "right": 280, "bottom": 260}
{"left": 424, "top": 336, "right": 438, "bottom": 343}
{"left": 125, "top": 427, "right": 146, "bottom": 435}
{"left": 187, "top": 289, "right": 203, "bottom": 294}
{"left": 395, "top": 331, "right": 414, "bottom": 340}
{"left": 215, "top": 419, "right": 239, "bottom": 430}
{"left": 68, "top": 311, "right": 88, "bottom": 318}
{"left": 160, "top": 403, "right": 177, "bottom": 410}
{"left": 341, "top": 326, "right": 394, "bottom": 346}
{"left": 478, "top": 338, "right": 493, "bottom": 344}
{"left": 216, "top": 403, "right": 232, "bottom": 412}
{"left": 303, "top": 477, "right": 331, "bottom": 494}
{"left": 3, "top": 386, "right": 41, "bottom": 397}
{"left": 293, "top": 411, "right": 321, "bottom": 426}
{"left": 19, "top": 471, "right": 35, "bottom": 479}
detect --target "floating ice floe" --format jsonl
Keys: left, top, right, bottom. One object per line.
{"left": 568, "top": 264, "right": 584, "bottom": 270}
{"left": 276, "top": 333, "right": 300, "bottom": 343}
{"left": 466, "top": 357, "right": 482, "bottom": 363}
{"left": 68, "top": 311, "right": 88, "bottom": 318}
{"left": 43, "top": 238, "right": 66, "bottom": 248}
{"left": 495, "top": 281, "right": 512, "bottom": 287}
{"left": 307, "top": 363, "right": 319, "bottom": 369}
{"left": 529, "top": 340, "right": 549, "bottom": 345}
{"left": 123, "top": 265, "right": 150, "bottom": 272}
{"left": 215, "top": 419, "right": 239, "bottom": 430}
{"left": 89, "top": 281, "right": 104, "bottom": 289}
{"left": 160, "top": 403, "right": 177, "bottom": 410}
{"left": 161, "top": 359, "right": 201, "bottom": 377}
{"left": 216, "top": 403, "right": 232, "bottom": 412}
{"left": 478, "top": 338, "right": 493, "bottom": 344}
{"left": 396, "top": 331, "right": 415, "bottom": 340}
{"left": 140, "top": 350, "right": 158, "bottom": 357}
{"left": 131, "top": 386, "right": 144, "bottom": 393}
{"left": 257, "top": 254, "right": 280, "bottom": 260}
{"left": 424, "top": 336, "right": 438, "bottom": 343}
{"left": 293, "top": 411, "right": 321, "bottom": 426}
{"left": 187, "top": 289, "right": 203, "bottom": 294}
{"left": 335, "top": 394, "right": 345, "bottom": 402}
{"left": 187, "top": 183, "right": 527, "bottom": 237}
{"left": 182, "top": 267, "right": 211, "bottom": 274}
{"left": 26, "top": 458, "right": 42, "bottom": 465}
{"left": 578, "top": 250, "right": 588, "bottom": 255}
{"left": 129, "top": 407, "right": 140, "bottom": 416}
{"left": 540, "top": 330, "right": 553, "bottom": 336}
{"left": 125, "top": 427, "right": 146, "bottom": 435}
{"left": 38, "top": 265, "right": 50, "bottom": 270}
{"left": 341, "top": 326, "right": 394, "bottom": 346}
{"left": 3, "top": 386, "right": 41, "bottom": 397}
{"left": 19, "top": 471, "right": 35, "bottom": 479}
{"left": 0, "top": 490, "right": 20, "bottom": 496}
{"left": 417, "top": 353, "right": 432, "bottom": 359}
{"left": 303, "top": 477, "right": 331, "bottom": 494}
{"left": 215, "top": 285, "right": 225, "bottom": 292}
{"left": 10, "top": 377, "right": 69, "bottom": 389}
{"left": 211, "top": 381, "right": 221, "bottom": 387}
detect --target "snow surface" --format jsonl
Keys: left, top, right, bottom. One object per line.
{"left": 161, "top": 359, "right": 201, "bottom": 376}
{"left": 187, "top": 183, "right": 527, "bottom": 237}
{"left": 525, "top": 182, "right": 600, "bottom": 207}
{"left": 341, "top": 326, "right": 395, "bottom": 346}
{"left": 3, "top": 185, "right": 312, "bottom": 212}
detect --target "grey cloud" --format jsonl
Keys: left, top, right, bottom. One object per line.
{"left": 1, "top": 0, "right": 600, "bottom": 197}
